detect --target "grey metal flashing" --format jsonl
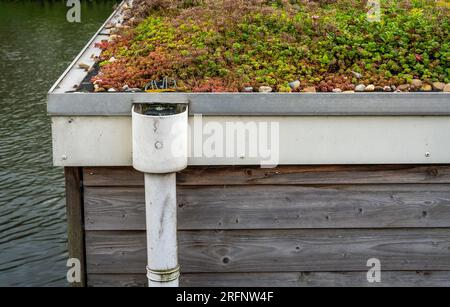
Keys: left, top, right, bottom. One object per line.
{"left": 48, "top": 1, "right": 127, "bottom": 94}
{"left": 48, "top": 92, "right": 450, "bottom": 116}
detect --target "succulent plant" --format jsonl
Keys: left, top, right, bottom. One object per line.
{"left": 92, "top": 0, "right": 450, "bottom": 91}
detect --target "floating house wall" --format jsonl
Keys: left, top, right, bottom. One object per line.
{"left": 52, "top": 1, "right": 450, "bottom": 287}
{"left": 65, "top": 165, "right": 450, "bottom": 287}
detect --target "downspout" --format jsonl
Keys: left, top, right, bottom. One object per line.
{"left": 132, "top": 103, "right": 188, "bottom": 287}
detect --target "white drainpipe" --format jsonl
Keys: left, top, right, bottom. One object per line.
{"left": 132, "top": 103, "right": 188, "bottom": 287}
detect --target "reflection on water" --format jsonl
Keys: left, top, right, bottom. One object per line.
{"left": 0, "top": 0, "right": 117, "bottom": 286}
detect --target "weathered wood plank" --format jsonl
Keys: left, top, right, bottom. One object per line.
{"left": 84, "top": 185, "right": 450, "bottom": 230}
{"left": 83, "top": 167, "right": 144, "bottom": 187}
{"left": 86, "top": 231, "right": 146, "bottom": 275}
{"left": 84, "top": 187, "right": 144, "bottom": 231}
{"left": 88, "top": 271, "right": 450, "bottom": 287}
{"left": 89, "top": 274, "right": 147, "bottom": 287}
{"left": 85, "top": 229, "right": 450, "bottom": 274}
{"left": 181, "top": 271, "right": 450, "bottom": 287}
{"left": 83, "top": 165, "right": 450, "bottom": 187}
{"left": 178, "top": 165, "right": 450, "bottom": 186}
{"left": 64, "top": 167, "right": 86, "bottom": 287}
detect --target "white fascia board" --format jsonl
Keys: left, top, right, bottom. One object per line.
{"left": 52, "top": 115, "right": 450, "bottom": 167}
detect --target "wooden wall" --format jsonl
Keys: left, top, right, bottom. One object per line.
{"left": 70, "top": 165, "right": 450, "bottom": 287}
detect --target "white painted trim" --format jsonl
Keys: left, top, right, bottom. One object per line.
{"left": 52, "top": 116, "right": 450, "bottom": 166}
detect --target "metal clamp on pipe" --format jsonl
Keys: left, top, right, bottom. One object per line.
{"left": 132, "top": 103, "right": 188, "bottom": 287}
{"left": 147, "top": 265, "right": 181, "bottom": 283}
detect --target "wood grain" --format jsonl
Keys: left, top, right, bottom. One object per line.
{"left": 64, "top": 167, "right": 86, "bottom": 287}
{"left": 83, "top": 165, "right": 450, "bottom": 187}
{"left": 84, "top": 184, "right": 450, "bottom": 230}
{"left": 85, "top": 229, "right": 450, "bottom": 274}
{"left": 88, "top": 271, "right": 450, "bottom": 287}
{"left": 81, "top": 165, "right": 450, "bottom": 287}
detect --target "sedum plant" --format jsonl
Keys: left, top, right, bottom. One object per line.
{"left": 93, "top": 0, "right": 449, "bottom": 92}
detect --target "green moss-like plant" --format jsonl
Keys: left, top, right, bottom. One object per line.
{"left": 93, "top": 0, "right": 450, "bottom": 92}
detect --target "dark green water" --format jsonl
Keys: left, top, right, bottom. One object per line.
{"left": 0, "top": 0, "right": 117, "bottom": 286}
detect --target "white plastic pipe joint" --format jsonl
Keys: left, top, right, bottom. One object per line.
{"left": 131, "top": 103, "right": 188, "bottom": 287}
{"left": 132, "top": 104, "right": 188, "bottom": 174}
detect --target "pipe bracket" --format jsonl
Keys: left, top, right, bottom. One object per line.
{"left": 147, "top": 265, "right": 180, "bottom": 283}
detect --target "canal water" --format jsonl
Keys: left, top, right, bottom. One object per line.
{"left": 0, "top": 0, "right": 118, "bottom": 286}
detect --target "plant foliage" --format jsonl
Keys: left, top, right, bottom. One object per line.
{"left": 93, "top": 0, "right": 450, "bottom": 92}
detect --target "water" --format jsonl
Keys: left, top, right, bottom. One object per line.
{"left": 0, "top": 0, "right": 118, "bottom": 287}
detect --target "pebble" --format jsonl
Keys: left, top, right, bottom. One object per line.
{"left": 288, "top": 80, "right": 301, "bottom": 90}
{"left": 383, "top": 86, "right": 392, "bottom": 92}
{"left": 432, "top": 82, "right": 445, "bottom": 91}
{"left": 374, "top": 86, "right": 384, "bottom": 92}
{"left": 108, "top": 88, "right": 117, "bottom": 92}
{"left": 343, "top": 90, "right": 355, "bottom": 93}
{"left": 242, "top": 87, "right": 254, "bottom": 93}
{"left": 114, "top": 23, "right": 130, "bottom": 30}
{"left": 122, "top": 84, "right": 142, "bottom": 92}
{"left": 78, "top": 63, "right": 90, "bottom": 71}
{"left": 108, "top": 57, "right": 117, "bottom": 63}
{"left": 420, "top": 84, "right": 432, "bottom": 92}
{"left": 259, "top": 86, "right": 273, "bottom": 93}
{"left": 365, "top": 84, "right": 375, "bottom": 92}
{"left": 125, "top": 88, "right": 143, "bottom": 92}
{"left": 352, "top": 71, "right": 362, "bottom": 79}
{"left": 303, "top": 86, "right": 316, "bottom": 93}
{"left": 94, "top": 85, "right": 106, "bottom": 92}
{"left": 444, "top": 84, "right": 450, "bottom": 92}
{"left": 355, "top": 84, "right": 366, "bottom": 92}
{"left": 397, "top": 84, "right": 410, "bottom": 91}
{"left": 391, "top": 85, "right": 397, "bottom": 91}
{"left": 109, "top": 35, "right": 120, "bottom": 41}
{"left": 411, "top": 79, "right": 423, "bottom": 89}
{"left": 105, "top": 22, "right": 115, "bottom": 29}
{"left": 332, "top": 88, "right": 342, "bottom": 93}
